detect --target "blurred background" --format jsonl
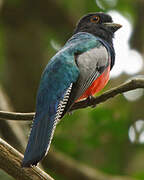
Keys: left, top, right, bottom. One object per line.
{"left": 0, "top": 0, "right": 144, "bottom": 179}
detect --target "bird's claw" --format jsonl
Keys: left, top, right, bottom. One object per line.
{"left": 86, "top": 96, "right": 97, "bottom": 108}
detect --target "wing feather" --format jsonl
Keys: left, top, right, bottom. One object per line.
{"left": 74, "top": 45, "right": 109, "bottom": 100}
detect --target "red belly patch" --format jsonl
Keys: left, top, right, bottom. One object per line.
{"left": 76, "top": 65, "right": 110, "bottom": 102}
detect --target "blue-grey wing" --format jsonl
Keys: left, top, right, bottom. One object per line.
{"left": 73, "top": 44, "right": 110, "bottom": 100}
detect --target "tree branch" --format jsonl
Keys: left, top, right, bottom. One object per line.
{"left": 0, "top": 78, "right": 144, "bottom": 121}
{"left": 0, "top": 137, "right": 54, "bottom": 180}
{"left": 0, "top": 111, "right": 34, "bottom": 121}
{"left": 70, "top": 78, "right": 144, "bottom": 111}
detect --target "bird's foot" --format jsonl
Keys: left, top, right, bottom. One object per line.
{"left": 87, "top": 96, "right": 96, "bottom": 108}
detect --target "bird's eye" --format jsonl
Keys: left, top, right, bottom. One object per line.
{"left": 90, "top": 16, "right": 100, "bottom": 23}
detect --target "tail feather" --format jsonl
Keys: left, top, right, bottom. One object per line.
{"left": 22, "top": 84, "right": 73, "bottom": 167}
{"left": 22, "top": 113, "right": 57, "bottom": 167}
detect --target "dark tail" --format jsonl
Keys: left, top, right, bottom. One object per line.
{"left": 22, "top": 112, "right": 57, "bottom": 167}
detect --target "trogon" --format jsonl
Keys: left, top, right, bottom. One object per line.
{"left": 22, "top": 12, "right": 122, "bottom": 167}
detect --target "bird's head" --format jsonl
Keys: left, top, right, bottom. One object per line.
{"left": 74, "top": 12, "right": 122, "bottom": 45}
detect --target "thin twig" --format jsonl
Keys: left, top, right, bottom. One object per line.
{"left": 0, "top": 78, "right": 144, "bottom": 121}
{"left": 0, "top": 111, "right": 34, "bottom": 121}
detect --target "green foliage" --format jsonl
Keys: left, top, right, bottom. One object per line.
{"left": 116, "top": 0, "right": 136, "bottom": 17}
{"left": 133, "top": 172, "right": 144, "bottom": 180}
{"left": 6, "top": 0, "right": 21, "bottom": 6}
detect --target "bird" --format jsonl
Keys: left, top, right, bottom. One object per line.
{"left": 22, "top": 12, "right": 122, "bottom": 167}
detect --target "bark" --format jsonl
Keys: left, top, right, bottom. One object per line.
{"left": 0, "top": 137, "right": 54, "bottom": 180}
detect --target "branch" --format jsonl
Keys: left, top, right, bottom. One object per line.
{"left": 0, "top": 111, "right": 34, "bottom": 121}
{"left": 70, "top": 78, "right": 144, "bottom": 111}
{"left": 0, "top": 137, "right": 54, "bottom": 180}
{"left": 0, "top": 78, "right": 144, "bottom": 121}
